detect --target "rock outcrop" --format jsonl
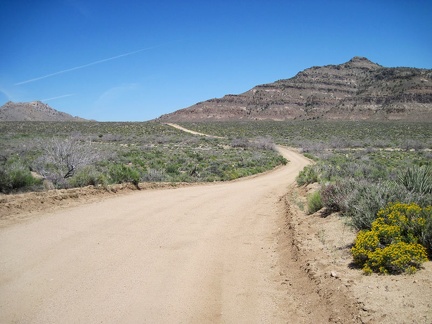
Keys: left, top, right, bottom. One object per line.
{"left": 159, "top": 57, "right": 432, "bottom": 121}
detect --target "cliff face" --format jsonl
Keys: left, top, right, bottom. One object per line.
{"left": 159, "top": 57, "right": 432, "bottom": 121}
{"left": 0, "top": 101, "right": 88, "bottom": 121}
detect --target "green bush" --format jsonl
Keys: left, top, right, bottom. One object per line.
{"left": 320, "top": 178, "right": 432, "bottom": 231}
{"left": 296, "top": 165, "right": 319, "bottom": 186}
{"left": 0, "top": 157, "right": 39, "bottom": 193}
{"left": 352, "top": 203, "right": 430, "bottom": 274}
{"left": 68, "top": 165, "right": 108, "bottom": 188}
{"left": 345, "top": 181, "right": 400, "bottom": 231}
{"left": 303, "top": 153, "right": 318, "bottom": 161}
{"left": 307, "top": 191, "right": 323, "bottom": 214}
{"left": 108, "top": 164, "right": 141, "bottom": 185}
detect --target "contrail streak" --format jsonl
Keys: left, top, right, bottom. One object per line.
{"left": 41, "top": 93, "right": 75, "bottom": 102}
{"left": 15, "top": 44, "right": 167, "bottom": 86}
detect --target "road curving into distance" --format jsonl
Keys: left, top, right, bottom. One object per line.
{"left": 0, "top": 125, "right": 311, "bottom": 323}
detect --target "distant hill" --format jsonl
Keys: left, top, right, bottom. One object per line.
{"left": 159, "top": 57, "right": 432, "bottom": 122}
{"left": 0, "top": 101, "right": 88, "bottom": 122}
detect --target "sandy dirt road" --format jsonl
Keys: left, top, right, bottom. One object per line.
{"left": 0, "top": 145, "right": 312, "bottom": 323}
{"left": 164, "top": 123, "right": 224, "bottom": 138}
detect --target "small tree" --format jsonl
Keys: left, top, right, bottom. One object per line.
{"left": 34, "top": 137, "right": 98, "bottom": 187}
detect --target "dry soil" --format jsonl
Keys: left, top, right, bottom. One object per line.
{"left": 0, "top": 125, "right": 430, "bottom": 323}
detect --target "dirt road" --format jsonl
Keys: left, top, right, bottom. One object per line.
{"left": 164, "top": 123, "right": 224, "bottom": 138}
{"left": 0, "top": 145, "right": 314, "bottom": 323}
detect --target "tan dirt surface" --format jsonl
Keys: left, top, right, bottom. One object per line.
{"left": 1, "top": 147, "right": 336, "bottom": 323}
{"left": 0, "top": 182, "right": 199, "bottom": 228}
{"left": 1, "top": 124, "right": 430, "bottom": 323}
{"left": 164, "top": 122, "right": 224, "bottom": 138}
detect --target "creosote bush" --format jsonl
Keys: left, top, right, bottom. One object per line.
{"left": 352, "top": 203, "right": 431, "bottom": 275}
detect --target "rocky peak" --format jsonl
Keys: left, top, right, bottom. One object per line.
{"left": 159, "top": 57, "right": 432, "bottom": 122}
{"left": 0, "top": 101, "right": 88, "bottom": 121}
{"left": 342, "top": 56, "right": 381, "bottom": 70}
{"left": 348, "top": 56, "right": 376, "bottom": 64}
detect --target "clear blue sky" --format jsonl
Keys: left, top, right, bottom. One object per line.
{"left": 1, "top": 0, "right": 431, "bottom": 121}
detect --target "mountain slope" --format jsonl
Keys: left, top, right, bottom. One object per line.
{"left": 159, "top": 57, "right": 432, "bottom": 121}
{"left": 0, "top": 101, "right": 88, "bottom": 121}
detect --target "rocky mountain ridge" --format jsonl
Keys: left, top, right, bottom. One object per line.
{"left": 0, "top": 101, "right": 88, "bottom": 121}
{"left": 159, "top": 57, "right": 432, "bottom": 121}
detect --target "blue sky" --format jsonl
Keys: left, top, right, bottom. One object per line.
{"left": 1, "top": 0, "right": 431, "bottom": 121}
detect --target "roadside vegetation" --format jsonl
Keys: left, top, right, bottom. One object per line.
{"left": 176, "top": 121, "right": 432, "bottom": 149}
{"left": 0, "top": 121, "right": 285, "bottom": 193}
{"left": 351, "top": 203, "right": 431, "bottom": 275}
{"left": 272, "top": 121, "right": 432, "bottom": 275}
{"left": 2, "top": 119, "right": 431, "bottom": 274}
{"left": 305, "top": 150, "right": 432, "bottom": 275}
{"left": 174, "top": 121, "right": 431, "bottom": 275}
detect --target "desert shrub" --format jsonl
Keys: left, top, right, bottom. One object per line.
{"left": 231, "top": 138, "right": 251, "bottom": 149}
{"left": 33, "top": 137, "right": 98, "bottom": 187}
{"left": 252, "top": 136, "right": 276, "bottom": 151}
{"left": 401, "top": 139, "right": 425, "bottom": 151}
{"left": 320, "top": 183, "right": 342, "bottom": 212}
{"left": 296, "top": 165, "right": 319, "bottom": 186}
{"left": 67, "top": 165, "right": 108, "bottom": 188}
{"left": 352, "top": 203, "right": 430, "bottom": 274}
{"left": 320, "top": 181, "right": 354, "bottom": 214}
{"left": 320, "top": 178, "right": 432, "bottom": 231}
{"left": 299, "top": 141, "right": 327, "bottom": 156}
{"left": 316, "top": 149, "right": 432, "bottom": 230}
{"left": 205, "top": 161, "right": 224, "bottom": 179}
{"left": 329, "top": 136, "right": 349, "bottom": 149}
{"left": 345, "top": 181, "right": 404, "bottom": 230}
{"left": 398, "top": 164, "right": 432, "bottom": 195}
{"left": 108, "top": 164, "right": 140, "bottom": 185}
{"left": 0, "top": 156, "right": 39, "bottom": 193}
{"left": 177, "top": 121, "right": 431, "bottom": 149}
{"left": 231, "top": 136, "right": 276, "bottom": 151}
{"left": 307, "top": 191, "right": 323, "bottom": 214}
{"left": 303, "top": 153, "right": 319, "bottom": 161}
{"left": 142, "top": 169, "right": 165, "bottom": 182}
{"left": 375, "top": 203, "right": 432, "bottom": 256}
{"left": 422, "top": 215, "right": 432, "bottom": 256}
{"left": 324, "top": 180, "right": 399, "bottom": 230}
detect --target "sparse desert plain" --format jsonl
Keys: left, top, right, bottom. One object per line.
{"left": 0, "top": 121, "right": 431, "bottom": 323}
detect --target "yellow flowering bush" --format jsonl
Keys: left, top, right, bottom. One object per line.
{"left": 351, "top": 230, "right": 379, "bottom": 265}
{"left": 366, "top": 242, "right": 427, "bottom": 274}
{"left": 352, "top": 203, "right": 430, "bottom": 274}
